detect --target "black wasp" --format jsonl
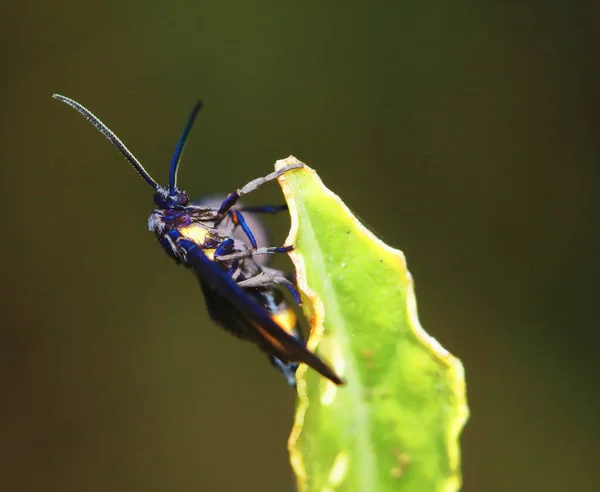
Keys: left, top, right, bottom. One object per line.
{"left": 53, "top": 94, "right": 343, "bottom": 387}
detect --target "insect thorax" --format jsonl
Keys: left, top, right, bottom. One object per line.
{"left": 148, "top": 206, "right": 233, "bottom": 260}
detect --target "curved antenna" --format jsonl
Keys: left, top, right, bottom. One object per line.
{"left": 52, "top": 94, "right": 160, "bottom": 190}
{"left": 169, "top": 100, "right": 203, "bottom": 195}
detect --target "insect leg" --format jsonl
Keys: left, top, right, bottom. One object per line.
{"left": 228, "top": 210, "right": 257, "bottom": 249}
{"left": 262, "top": 266, "right": 297, "bottom": 284}
{"left": 227, "top": 260, "right": 239, "bottom": 276}
{"left": 215, "top": 245, "right": 293, "bottom": 262}
{"left": 270, "top": 322, "right": 305, "bottom": 387}
{"left": 236, "top": 204, "right": 288, "bottom": 214}
{"left": 217, "top": 162, "right": 303, "bottom": 215}
{"left": 213, "top": 238, "right": 241, "bottom": 276}
{"left": 261, "top": 267, "right": 300, "bottom": 304}
{"left": 271, "top": 358, "right": 299, "bottom": 387}
{"left": 214, "top": 238, "right": 235, "bottom": 257}
{"left": 237, "top": 274, "right": 302, "bottom": 306}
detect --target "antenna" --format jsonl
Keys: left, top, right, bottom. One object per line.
{"left": 52, "top": 94, "right": 160, "bottom": 190}
{"left": 169, "top": 101, "right": 203, "bottom": 195}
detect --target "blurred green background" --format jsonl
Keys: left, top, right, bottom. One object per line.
{"left": 1, "top": 1, "right": 599, "bottom": 491}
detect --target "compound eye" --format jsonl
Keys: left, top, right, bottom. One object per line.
{"left": 176, "top": 192, "right": 189, "bottom": 206}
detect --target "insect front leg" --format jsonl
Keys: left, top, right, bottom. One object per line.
{"left": 217, "top": 162, "right": 303, "bottom": 216}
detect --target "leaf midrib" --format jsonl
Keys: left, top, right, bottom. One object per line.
{"left": 301, "top": 202, "right": 379, "bottom": 492}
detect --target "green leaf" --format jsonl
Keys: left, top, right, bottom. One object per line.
{"left": 276, "top": 157, "right": 469, "bottom": 492}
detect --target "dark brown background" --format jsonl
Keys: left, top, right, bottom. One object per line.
{"left": 1, "top": 2, "right": 599, "bottom": 491}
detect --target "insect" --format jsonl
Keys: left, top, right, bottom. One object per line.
{"left": 53, "top": 94, "right": 343, "bottom": 387}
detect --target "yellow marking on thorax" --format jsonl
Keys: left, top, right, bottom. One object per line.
{"left": 179, "top": 224, "right": 210, "bottom": 245}
{"left": 179, "top": 225, "right": 215, "bottom": 260}
{"left": 272, "top": 308, "right": 297, "bottom": 336}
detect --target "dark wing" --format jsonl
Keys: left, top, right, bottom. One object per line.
{"left": 175, "top": 234, "right": 344, "bottom": 385}
{"left": 198, "top": 277, "right": 260, "bottom": 342}
{"left": 198, "top": 280, "right": 301, "bottom": 387}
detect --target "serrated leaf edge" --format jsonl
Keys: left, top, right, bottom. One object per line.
{"left": 276, "top": 156, "right": 469, "bottom": 492}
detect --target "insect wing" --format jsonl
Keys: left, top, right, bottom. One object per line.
{"left": 175, "top": 235, "right": 344, "bottom": 385}
{"left": 197, "top": 277, "right": 256, "bottom": 341}
{"left": 198, "top": 280, "right": 301, "bottom": 386}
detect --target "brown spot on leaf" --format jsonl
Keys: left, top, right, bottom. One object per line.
{"left": 390, "top": 451, "right": 412, "bottom": 479}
